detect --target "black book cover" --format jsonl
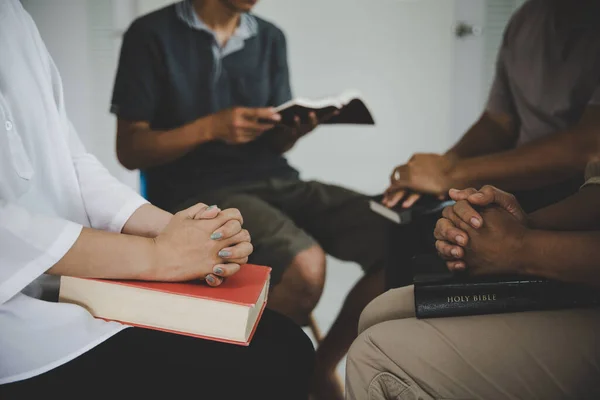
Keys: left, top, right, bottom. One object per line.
{"left": 273, "top": 91, "right": 375, "bottom": 126}
{"left": 412, "top": 255, "right": 600, "bottom": 319}
{"left": 369, "top": 194, "right": 454, "bottom": 225}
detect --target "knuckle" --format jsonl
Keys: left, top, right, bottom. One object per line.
{"left": 242, "top": 229, "right": 251, "bottom": 241}
{"left": 440, "top": 224, "right": 452, "bottom": 239}
{"left": 442, "top": 206, "right": 451, "bottom": 218}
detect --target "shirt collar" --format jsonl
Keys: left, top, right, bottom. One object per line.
{"left": 176, "top": 0, "right": 258, "bottom": 42}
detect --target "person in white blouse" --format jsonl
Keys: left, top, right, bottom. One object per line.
{"left": 0, "top": 1, "right": 314, "bottom": 398}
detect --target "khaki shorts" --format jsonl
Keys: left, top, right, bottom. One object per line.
{"left": 177, "top": 178, "right": 389, "bottom": 284}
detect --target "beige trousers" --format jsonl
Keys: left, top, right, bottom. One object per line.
{"left": 346, "top": 286, "right": 600, "bottom": 400}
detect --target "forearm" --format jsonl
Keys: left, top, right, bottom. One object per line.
{"left": 450, "top": 128, "right": 596, "bottom": 191}
{"left": 449, "top": 107, "right": 600, "bottom": 190}
{"left": 528, "top": 185, "right": 600, "bottom": 231}
{"left": 446, "top": 112, "right": 517, "bottom": 159}
{"left": 121, "top": 203, "right": 172, "bottom": 238}
{"left": 117, "top": 117, "right": 214, "bottom": 170}
{"left": 47, "top": 227, "right": 157, "bottom": 280}
{"left": 519, "top": 229, "right": 600, "bottom": 288}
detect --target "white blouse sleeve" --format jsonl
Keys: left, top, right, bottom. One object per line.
{"left": 65, "top": 121, "right": 148, "bottom": 232}
{"left": 47, "top": 45, "right": 148, "bottom": 233}
{"left": 0, "top": 201, "right": 82, "bottom": 304}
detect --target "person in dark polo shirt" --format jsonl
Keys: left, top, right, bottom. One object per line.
{"left": 110, "top": 0, "right": 387, "bottom": 398}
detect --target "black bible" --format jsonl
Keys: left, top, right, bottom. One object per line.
{"left": 412, "top": 255, "right": 600, "bottom": 319}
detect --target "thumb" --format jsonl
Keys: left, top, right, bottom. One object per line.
{"left": 244, "top": 107, "right": 281, "bottom": 122}
{"left": 468, "top": 186, "right": 525, "bottom": 222}
{"left": 449, "top": 188, "right": 477, "bottom": 201}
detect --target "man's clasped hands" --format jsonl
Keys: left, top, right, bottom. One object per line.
{"left": 434, "top": 185, "right": 530, "bottom": 276}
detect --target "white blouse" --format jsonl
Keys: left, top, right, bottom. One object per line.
{"left": 0, "top": 0, "right": 148, "bottom": 384}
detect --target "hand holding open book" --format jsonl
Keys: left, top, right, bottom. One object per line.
{"left": 261, "top": 90, "right": 375, "bottom": 152}
{"left": 272, "top": 89, "right": 375, "bottom": 127}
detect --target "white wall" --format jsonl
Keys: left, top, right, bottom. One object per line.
{"left": 21, "top": 0, "right": 93, "bottom": 150}
{"left": 254, "top": 0, "right": 456, "bottom": 195}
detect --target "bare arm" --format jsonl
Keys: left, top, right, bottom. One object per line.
{"left": 436, "top": 200, "right": 600, "bottom": 288}
{"left": 382, "top": 111, "right": 518, "bottom": 207}
{"left": 446, "top": 111, "right": 517, "bottom": 160}
{"left": 520, "top": 229, "right": 600, "bottom": 288}
{"left": 120, "top": 203, "right": 173, "bottom": 238}
{"left": 116, "top": 107, "right": 279, "bottom": 170}
{"left": 438, "top": 183, "right": 600, "bottom": 249}
{"left": 448, "top": 106, "right": 600, "bottom": 190}
{"left": 116, "top": 118, "right": 213, "bottom": 170}
{"left": 48, "top": 203, "right": 174, "bottom": 279}
{"left": 48, "top": 205, "right": 251, "bottom": 283}
{"left": 528, "top": 185, "right": 600, "bottom": 231}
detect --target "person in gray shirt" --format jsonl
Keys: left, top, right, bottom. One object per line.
{"left": 347, "top": 164, "right": 600, "bottom": 400}
{"left": 383, "top": 0, "right": 600, "bottom": 290}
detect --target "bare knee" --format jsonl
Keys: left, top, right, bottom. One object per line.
{"left": 284, "top": 245, "right": 326, "bottom": 313}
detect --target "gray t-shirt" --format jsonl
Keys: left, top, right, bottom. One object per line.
{"left": 487, "top": 0, "right": 600, "bottom": 146}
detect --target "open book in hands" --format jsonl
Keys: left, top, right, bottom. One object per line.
{"left": 273, "top": 90, "right": 375, "bottom": 126}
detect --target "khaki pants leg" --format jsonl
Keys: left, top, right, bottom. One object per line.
{"left": 346, "top": 286, "right": 600, "bottom": 400}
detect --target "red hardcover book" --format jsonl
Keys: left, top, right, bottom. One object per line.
{"left": 59, "top": 264, "right": 271, "bottom": 346}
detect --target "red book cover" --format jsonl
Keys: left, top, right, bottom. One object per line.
{"left": 90, "top": 264, "right": 271, "bottom": 346}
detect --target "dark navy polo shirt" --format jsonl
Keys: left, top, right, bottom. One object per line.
{"left": 110, "top": 2, "right": 298, "bottom": 210}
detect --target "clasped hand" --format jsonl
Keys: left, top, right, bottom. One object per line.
{"left": 433, "top": 185, "right": 529, "bottom": 275}
{"left": 151, "top": 203, "right": 253, "bottom": 287}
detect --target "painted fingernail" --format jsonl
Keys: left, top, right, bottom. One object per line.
{"left": 206, "top": 275, "right": 215, "bottom": 284}
{"left": 210, "top": 232, "right": 223, "bottom": 240}
{"left": 218, "top": 250, "right": 232, "bottom": 258}
{"left": 456, "top": 236, "right": 466, "bottom": 245}
{"left": 207, "top": 205, "right": 218, "bottom": 210}
{"left": 214, "top": 267, "right": 224, "bottom": 275}
{"left": 451, "top": 248, "right": 460, "bottom": 257}
{"left": 471, "top": 218, "right": 481, "bottom": 228}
